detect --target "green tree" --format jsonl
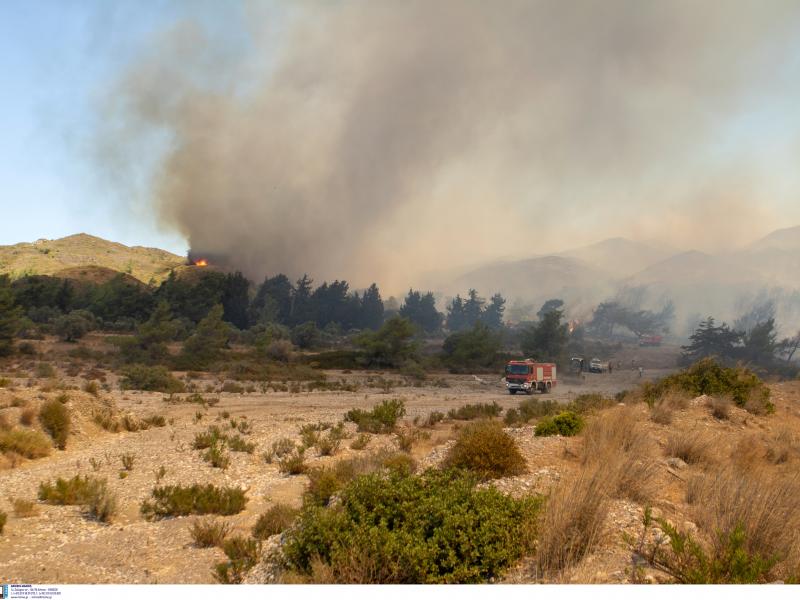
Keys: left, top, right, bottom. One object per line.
{"left": 290, "top": 275, "right": 315, "bottom": 326}
{"left": 520, "top": 309, "right": 568, "bottom": 363}
{"left": 355, "top": 316, "right": 419, "bottom": 368}
{"left": 0, "top": 276, "right": 22, "bottom": 356}
{"left": 221, "top": 272, "right": 251, "bottom": 330}
{"left": 180, "top": 304, "right": 229, "bottom": 368}
{"left": 54, "top": 310, "right": 95, "bottom": 342}
{"left": 680, "top": 317, "right": 742, "bottom": 365}
{"left": 251, "top": 274, "right": 293, "bottom": 325}
{"left": 120, "top": 301, "right": 179, "bottom": 363}
{"left": 400, "top": 290, "right": 443, "bottom": 333}
{"left": 442, "top": 323, "right": 501, "bottom": 371}
{"left": 359, "top": 283, "right": 384, "bottom": 330}
{"left": 480, "top": 293, "right": 506, "bottom": 329}
{"left": 446, "top": 294, "right": 467, "bottom": 332}
{"left": 740, "top": 318, "right": 778, "bottom": 367}
{"left": 536, "top": 299, "right": 564, "bottom": 320}
{"left": 291, "top": 321, "right": 321, "bottom": 349}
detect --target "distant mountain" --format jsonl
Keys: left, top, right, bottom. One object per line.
{"left": 0, "top": 233, "right": 185, "bottom": 284}
{"left": 559, "top": 237, "right": 674, "bottom": 277}
{"left": 745, "top": 225, "right": 800, "bottom": 252}
{"left": 627, "top": 250, "right": 762, "bottom": 287}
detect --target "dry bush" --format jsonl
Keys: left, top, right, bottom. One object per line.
{"left": 765, "top": 428, "right": 796, "bottom": 465}
{"left": 19, "top": 407, "right": 36, "bottom": 427}
{"left": 707, "top": 396, "right": 731, "bottom": 420}
{"left": 190, "top": 517, "right": 231, "bottom": 547}
{"left": 535, "top": 467, "right": 609, "bottom": 578}
{"left": 0, "top": 413, "right": 10, "bottom": 430}
{"left": 729, "top": 435, "right": 764, "bottom": 471}
{"left": 660, "top": 390, "right": 691, "bottom": 410}
{"left": 10, "top": 497, "right": 38, "bottom": 517}
{"left": 665, "top": 429, "right": 713, "bottom": 464}
{"left": 252, "top": 503, "right": 299, "bottom": 539}
{"left": 0, "top": 429, "right": 51, "bottom": 459}
{"left": 580, "top": 407, "right": 657, "bottom": 503}
{"left": 38, "top": 399, "right": 70, "bottom": 449}
{"left": 649, "top": 402, "right": 673, "bottom": 425}
{"left": 278, "top": 450, "right": 307, "bottom": 475}
{"left": 686, "top": 467, "right": 800, "bottom": 578}
{"left": 349, "top": 433, "right": 370, "bottom": 450}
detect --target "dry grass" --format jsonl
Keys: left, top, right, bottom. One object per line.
{"left": 649, "top": 402, "right": 673, "bottom": 425}
{"left": 707, "top": 396, "right": 731, "bottom": 420}
{"left": 665, "top": 429, "right": 713, "bottom": 464}
{"left": 535, "top": 466, "right": 609, "bottom": 578}
{"left": 686, "top": 467, "right": 800, "bottom": 578}
{"left": 765, "top": 428, "right": 796, "bottom": 465}
{"left": 19, "top": 407, "right": 36, "bottom": 427}
{"left": 580, "top": 406, "right": 657, "bottom": 503}
{"left": 189, "top": 517, "right": 231, "bottom": 548}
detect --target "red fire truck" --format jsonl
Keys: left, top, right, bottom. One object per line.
{"left": 504, "top": 359, "right": 557, "bottom": 395}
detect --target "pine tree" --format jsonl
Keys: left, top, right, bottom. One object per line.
{"left": 360, "top": 283, "right": 385, "bottom": 330}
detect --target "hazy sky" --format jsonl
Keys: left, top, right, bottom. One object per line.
{"left": 3, "top": 1, "right": 800, "bottom": 285}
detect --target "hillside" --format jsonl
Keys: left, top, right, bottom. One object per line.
{"left": 559, "top": 237, "right": 673, "bottom": 277}
{"left": 0, "top": 233, "right": 185, "bottom": 284}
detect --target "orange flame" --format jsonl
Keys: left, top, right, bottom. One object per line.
{"left": 194, "top": 259, "right": 208, "bottom": 267}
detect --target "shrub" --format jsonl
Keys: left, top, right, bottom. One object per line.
{"left": 120, "top": 364, "right": 185, "bottom": 393}
{"left": 140, "top": 484, "right": 247, "bottom": 519}
{"left": 253, "top": 504, "right": 299, "bottom": 539}
{"left": 534, "top": 411, "right": 584, "bottom": 437}
{"left": 264, "top": 437, "right": 295, "bottom": 463}
{"left": 765, "top": 428, "right": 795, "bottom": 465}
{"left": 190, "top": 517, "right": 231, "bottom": 548}
{"left": 504, "top": 397, "right": 559, "bottom": 425}
{"left": 666, "top": 430, "right": 712, "bottom": 464}
{"left": 203, "top": 443, "right": 230, "bottom": 470}
{"left": 421, "top": 411, "right": 445, "bottom": 428}
{"left": 0, "top": 511, "right": 5, "bottom": 534}
{"left": 305, "top": 468, "right": 343, "bottom": 507}
{"left": 214, "top": 535, "right": 260, "bottom": 584}
{"left": 120, "top": 453, "right": 136, "bottom": 471}
{"left": 19, "top": 407, "right": 36, "bottom": 426}
{"left": 85, "top": 480, "right": 117, "bottom": 522}
{"left": 638, "top": 511, "right": 778, "bottom": 583}
{"left": 447, "top": 401, "right": 502, "bottom": 421}
{"left": 0, "top": 429, "right": 51, "bottom": 458}
{"left": 349, "top": 433, "right": 370, "bottom": 450}
{"left": 38, "top": 475, "right": 99, "bottom": 505}
{"left": 567, "top": 393, "right": 615, "bottom": 414}
{"left": 83, "top": 380, "right": 100, "bottom": 396}
{"left": 193, "top": 426, "right": 226, "bottom": 450}
{"left": 142, "top": 414, "right": 166, "bottom": 428}
{"left": 344, "top": 399, "right": 406, "bottom": 433}
{"left": 227, "top": 434, "right": 255, "bottom": 454}
{"left": 442, "top": 421, "right": 526, "bottom": 480}
{"left": 282, "top": 469, "right": 540, "bottom": 583}
{"left": 316, "top": 433, "right": 340, "bottom": 457}
{"left": 441, "top": 323, "right": 501, "bottom": 371}
{"left": 642, "top": 358, "right": 772, "bottom": 413}
{"left": 279, "top": 451, "right": 308, "bottom": 475}
{"left": 11, "top": 497, "right": 38, "bottom": 517}
{"left": 39, "top": 399, "right": 70, "bottom": 449}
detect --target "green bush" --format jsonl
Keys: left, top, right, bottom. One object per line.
{"left": 120, "top": 364, "right": 185, "bottom": 393}
{"left": 214, "top": 535, "right": 260, "bottom": 584}
{"left": 0, "top": 428, "right": 52, "bottom": 458}
{"left": 253, "top": 504, "right": 300, "bottom": 539}
{"left": 504, "top": 397, "right": 559, "bottom": 425}
{"left": 345, "top": 399, "right": 406, "bottom": 433}
{"left": 641, "top": 358, "right": 772, "bottom": 413}
{"left": 441, "top": 323, "right": 502, "bottom": 372}
{"left": 39, "top": 399, "right": 70, "bottom": 449}
{"left": 203, "top": 443, "right": 230, "bottom": 469}
{"left": 278, "top": 451, "right": 308, "bottom": 475}
{"left": 193, "top": 425, "right": 226, "bottom": 450}
{"left": 447, "top": 401, "right": 502, "bottom": 421}
{"left": 442, "top": 421, "right": 526, "bottom": 480}
{"left": 39, "top": 475, "right": 116, "bottom": 520}
{"left": 226, "top": 434, "right": 255, "bottom": 454}
{"left": 140, "top": 484, "right": 247, "bottom": 519}
{"left": 535, "top": 411, "right": 584, "bottom": 437}
{"left": 190, "top": 517, "right": 231, "bottom": 548}
{"left": 639, "top": 512, "right": 778, "bottom": 583}
{"left": 282, "top": 469, "right": 541, "bottom": 583}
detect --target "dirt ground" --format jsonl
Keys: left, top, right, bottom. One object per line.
{"left": 2, "top": 349, "right": 796, "bottom": 585}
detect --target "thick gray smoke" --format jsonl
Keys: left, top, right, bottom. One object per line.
{"left": 100, "top": 0, "right": 800, "bottom": 291}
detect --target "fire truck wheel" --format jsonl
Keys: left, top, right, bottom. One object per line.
{"left": 509, "top": 390, "right": 517, "bottom": 395}
{"left": 525, "top": 388, "right": 533, "bottom": 395}
{"left": 544, "top": 382, "right": 552, "bottom": 393}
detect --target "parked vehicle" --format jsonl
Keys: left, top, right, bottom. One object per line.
{"left": 639, "top": 334, "right": 663, "bottom": 347}
{"left": 588, "top": 357, "right": 604, "bottom": 373}
{"left": 504, "top": 359, "right": 557, "bottom": 395}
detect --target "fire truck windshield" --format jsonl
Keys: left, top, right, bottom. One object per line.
{"left": 506, "top": 364, "right": 530, "bottom": 375}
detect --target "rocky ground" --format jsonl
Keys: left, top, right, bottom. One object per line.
{"left": 1, "top": 353, "right": 797, "bottom": 585}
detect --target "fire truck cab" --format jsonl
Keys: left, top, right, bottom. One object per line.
{"left": 504, "top": 359, "right": 557, "bottom": 395}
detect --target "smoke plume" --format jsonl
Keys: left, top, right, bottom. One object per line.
{"left": 100, "top": 0, "right": 800, "bottom": 291}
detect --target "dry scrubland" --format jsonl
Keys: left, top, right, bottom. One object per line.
{"left": 0, "top": 340, "right": 799, "bottom": 584}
